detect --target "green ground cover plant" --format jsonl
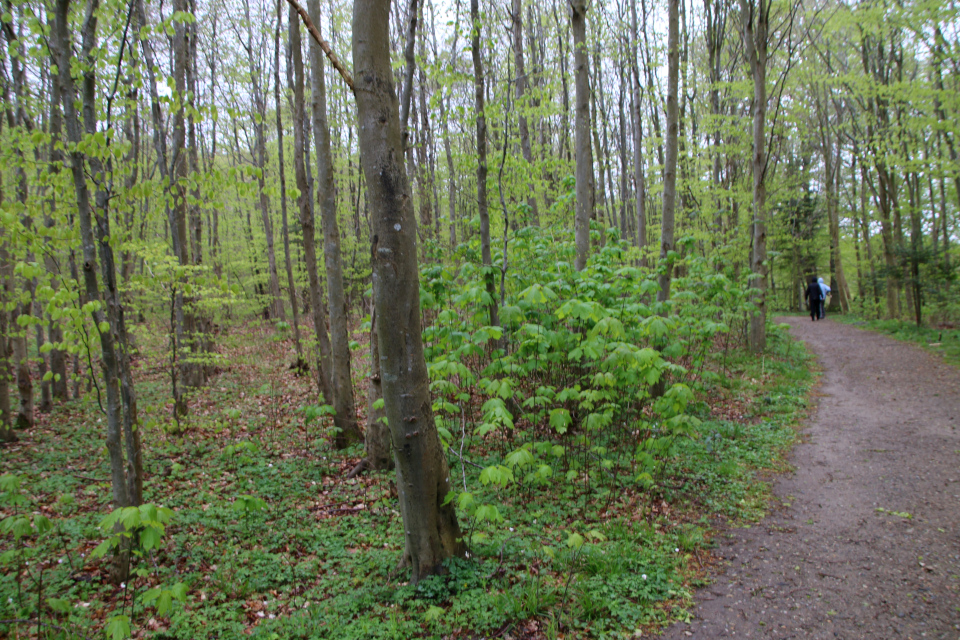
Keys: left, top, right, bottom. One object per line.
{"left": 0, "top": 230, "right": 815, "bottom": 640}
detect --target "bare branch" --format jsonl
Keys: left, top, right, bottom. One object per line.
{"left": 283, "top": 0, "right": 354, "bottom": 92}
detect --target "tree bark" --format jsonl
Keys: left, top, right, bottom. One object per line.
{"left": 741, "top": 0, "right": 768, "bottom": 352}
{"left": 54, "top": 0, "right": 142, "bottom": 519}
{"left": 471, "top": 0, "right": 499, "bottom": 327}
{"left": 657, "top": 0, "right": 680, "bottom": 303}
{"left": 511, "top": 0, "right": 539, "bottom": 226}
{"left": 352, "top": 0, "right": 465, "bottom": 583}
{"left": 274, "top": 1, "right": 304, "bottom": 359}
{"left": 305, "top": 0, "right": 361, "bottom": 448}
{"left": 629, "top": 0, "right": 646, "bottom": 256}
{"left": 571, "top": 0, "right": 594, "bottom": 271}
{"left": 243, "top": 0, "right": 285, "bottom": 322}
{"left": 288, "top": 0, "right": 334, "bottom": 406}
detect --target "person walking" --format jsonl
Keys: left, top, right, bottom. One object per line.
{"left": 805, "top": 276, "right": 823, "bottom": 322}
{"left": 817, "top": 277, "right": 831, "bottom": 319}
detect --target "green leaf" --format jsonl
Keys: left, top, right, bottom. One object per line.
{"left": 46, "top": 597, "right": 71, "bottom": 613}
{"left": 140, "top": 587, "right": 161, "bottom": 603}
{"left": 549, "top": 408, "right": 571, "bottom": 434}
{"left": 566, "top": 532, "right": 585, "bottom": 549}
{"left": 105, "top": 614, "right": 131, "bottom": 640}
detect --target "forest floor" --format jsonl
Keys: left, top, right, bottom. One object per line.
{"left": 659, "top": 316, "right": 960, "bottom": 639}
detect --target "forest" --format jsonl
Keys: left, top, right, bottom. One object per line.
{"left": 0, "top": 0, "right": 957, "bottom": 635}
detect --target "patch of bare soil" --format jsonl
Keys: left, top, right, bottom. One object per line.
{"left": 660, "top": 316, "right": 960, "bottom": 639}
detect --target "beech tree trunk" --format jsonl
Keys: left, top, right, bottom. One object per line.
{"left": 741, "top": 0, "right": 768, "bottom": 352}
{"left": 305, "top": 0, "right": 361, "bottom": 448}
{"left": 571, "top": 0, "right": 594, "bottom": 271}
{"left": 511, "top": 0, "right": 539, "bottom": 226}
{"left": 471, "top": 0, "right": 499, "bottom": 327}
{"left": 0, "top": 165, "right": 14, "bottom": 442}
{"left": 352, "top": 0, "right": 465, "bottom": 583}
{"left": 657, "top": 0, "right": 680, "bottom": 303}
{"left": 54, "top": 0, "right": 143, "bottom": 521}
{"left": 288, "top": 0, "right": 334, "bottom": 406}
{"left": 274, "top": 3, "right": 303, "bottom": 359}
{"left": 629, "top": 0, "right": 646, "bottom": 256}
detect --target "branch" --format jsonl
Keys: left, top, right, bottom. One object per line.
{"left": 284, "top": 0, "right": 354, "bottom": 92}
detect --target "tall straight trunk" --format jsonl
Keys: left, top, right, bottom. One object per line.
{"left": 852, "top": 157, "right": 865, "bottom": 308}
{"left": 906, "top": 169, "right": 922, "bottom": 326}
{"left": 275, "top": 2, "right": 303, "bottom": 359}
{"left": 617, "top": 58, "right": 630, "bottom": 239}
{"left": 831, "top": 138, "right": 851, "bottom": 312}
{"left": 629, "top": 0, "right": 646, "bottom": 255}
{"left": 171, "top": 0, "right": 206, "bottom": 394}
{"left": 590, "top": 62, "right": 608, "bottom": 231}
{"left": 207, "top": 26, "right": 222, "bottom": 276}
{"left": 553, "top": 1, "right": 570, "bottom": 164}
{"left": 45, "top": 67, "right": 69, "bottom": 401}
{"left": 185, "top": 2, "right": 203, "bottom": 270}
{"left": 705, "top": 0, "right": 725, "bottom": 245}
{"left": 858, "top": 157, "right": 881, "bottom": 315}
{"left": 936, "top": 131, "right": 951, "bottom": 269}
{"left": 304, "top": 0, "right": 361, "bottom": 448}
{"left": 657, "top": 0, "right": 680, "bottom": 303}
{"left": 819, "top": 113, "right": 849, "bottom": 314}
{"left": 288, "top": 0, "right": 334, "bottom": 405}
{"left": 571, "top": 0, "right": 593, "bottom": 271}
{"left": 54, "top": 0, "right": 142, "bottom": 521}
{"left": 511, "top": 0, "right": 539, "bottom": 226}
{"left": 244, "top": 0, "right": 284, "bottom": 322}
{"left": 1, "top": 22, "right": 34, "bottom": 429}
{"left": 429, "top": 0, "right": 459, "bottom": 247}
{"left": 0, "top": 154, "right": 14, "bottom": 442}
{"left": 471, "top": 0, "right": 498, "bottom": 326}
{"left": 741, "top": 0, "right": 768, "bottom": 352}
{"left": 352, "top": 0, "right": 464, "bottom": 583}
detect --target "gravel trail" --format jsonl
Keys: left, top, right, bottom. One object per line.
{"left": 660, "top": 316, "right": 960, "bottom": 639}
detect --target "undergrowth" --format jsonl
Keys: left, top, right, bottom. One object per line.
{"left": 1, "top": 228, "right": 815, "bottom": 639}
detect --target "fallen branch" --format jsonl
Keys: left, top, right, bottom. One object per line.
{"left": 284, "top": 0, "right": 354, "bottom": 92}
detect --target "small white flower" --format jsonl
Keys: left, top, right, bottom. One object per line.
{"left": 642, "top": 574, "right": 647, "bottom": 580}
{"left": 7, "top": 597, "right": 12, "bottom": 604}
{"left": 675, "top": 548, "right": 680, "bottom": 553}
{"left": 58, "top": 558, "right": 64, "bottom": 564}
{"left": 120, "top": 583, "right": 126, "bottom": 589}
{"left": 268, "top": 463, "right": 273, "bottom": 468}
{"left": 509, "top": 527, "right": 514, "bottom": 532}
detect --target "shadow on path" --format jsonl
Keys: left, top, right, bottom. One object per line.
{"left": 658, "top": 317, "right": 960, "bottom": 639}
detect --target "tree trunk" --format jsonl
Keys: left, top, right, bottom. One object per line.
{"left": 629, "top": 0, "right": 646, "bottom": 256}
{"left": 657, "top": 0, "right": 680, "bottom": 303}
{"left": 54, "top": 0, "right": 143, "bottom": 525}
{"left": 0, "top": 170, "right": 14, "bottom": 442}
{"left": 274, "top": 3, "right": 303, "bottom": 359}
{"left": 352, "top": 0, "right": 465, "bottom": 583}
{"left": 471, "top": 0, "right": 499, "bottom": 327}
{"left": 512, "top": 0, "right": 539, "bottom": 226}
{"left": 304, "top": 0, "right": 361, "bottom": 448}
{"left": 741, "top": 0, "right": 768, "bottom": 352}
{"left": 571, "top": 0, "right": 594, "bottom": 271}
{"left": 288, "top": 0, "right": 334, "bottom": 406}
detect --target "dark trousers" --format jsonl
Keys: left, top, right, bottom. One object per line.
{"left": 810, "top": 299, "right": 822, "bottom": 321}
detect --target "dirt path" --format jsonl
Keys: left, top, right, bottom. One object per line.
{"left": 660, "top": 317, "right": 960, "bottom": 639}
